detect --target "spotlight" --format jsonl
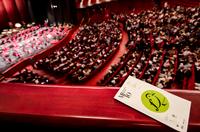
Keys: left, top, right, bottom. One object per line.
{"left": 15, "top": 23, "right": 22, "bottom": 28}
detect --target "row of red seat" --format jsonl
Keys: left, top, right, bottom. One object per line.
{"left": 98, "top": 45, "right": 136, "bottom": 86}
{"left": 34, "top": 20, "right": 122, "bottom": 82}
{"left": 98, "top": 4, "right": 198, "bottom": 89}
{"left": 155, "top": 48, "right": 178, "bottom": 88}
{"left": 5, "top": 68, "right": 53, "bottom": 84}
{"left": 98, "top": 44, "right": 142, "bottom": 86}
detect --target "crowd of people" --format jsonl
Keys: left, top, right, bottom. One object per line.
{"left": 6, "top": 68, "right": 53, "bottom": 84}
{"left": 1, "top": 3, "right": 199, "bottom": 88}
{"left": 107, "top": 50, "right": 140, "bottom": 86}
{"left": 130, "top": 48, "right": 151, "bottom": 78}
{"left": 34, "top": 19, "right": 122, "bottom": 82}
{"left": 156, "top": 48, "right": 177, "bottom": 88}
{"left": 0, "top": 24, "right": 72, "bottom": 72}
{"left": 195, "top": 48, "right": 200, "bottom": 86}
{"left": 176, "top": 46, "right": 195, "bottom": 87}
{"left": 98, "top": 44, "right": 143, "bottom": 86}
{"left": 99, "top": 3, "right": 199, "bottom": 89}
{"left": 140, "top": 49, "right": 164, "bottom": 84}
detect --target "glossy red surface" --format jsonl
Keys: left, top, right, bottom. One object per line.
{"left": 0, "top": 83, "right": 200, "bottom": 131}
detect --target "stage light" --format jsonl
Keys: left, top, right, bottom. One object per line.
{"left": 51, "top": 4, "right": 58, "bottom": 9}
{"left": 15, "top": 23, "right": 22, "bottom": 28}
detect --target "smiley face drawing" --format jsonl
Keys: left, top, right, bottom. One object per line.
{"left": 141, "top": 90, "right": 169, "bottom": 113}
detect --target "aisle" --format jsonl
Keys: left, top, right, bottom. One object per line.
{"left": 83, "top": 30, "right": 129, "bottom": 86}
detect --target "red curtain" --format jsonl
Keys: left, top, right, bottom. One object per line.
{"left": 2, "top": 0, "right": 20, "bottom": 23}
{"left": 83, "top": 0, "right": 88, "bottom": 8}
{"left": 0, "top": 0, "right": 29, "bottom": 29}
{"left": 91, "top": 0, "right": 97, "bottom": 5}
{"left": 15, "top": 0, "right": 29, "bottom": 23}
{"left": 0, "top": 0, "right": 9, "bottom": 29}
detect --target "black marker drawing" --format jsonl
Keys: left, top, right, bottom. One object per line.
{"left": 145, "top": 92, "right": 168, "bottom": 111}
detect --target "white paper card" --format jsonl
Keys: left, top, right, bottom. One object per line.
{"left": 114, "top": 76, "right": 191, "bottom": 132}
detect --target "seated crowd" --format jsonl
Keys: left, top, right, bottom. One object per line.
{"left": 195, "top": 48, "right": 200, "bottom": 85}
{"left": 34, "top": 19, "right": 122, "bottom": 82}
{"left": 107, "top": 49, "right": 141, "bottom": 87}
{"left": 176, "top": 46, "right": 195, "bottom": 84}
{"left": 140, "top": 49, "right": 163, "bottom": 84}
{"left": 5, "top": 68, "right": 53, "bottom": 84}
{"left": 98, "top": 42, "right": 151, "bottom": 86}
{"left": 0, "top": 23, "right": 72, "bottom": 72}
{"left": 2, "top": 3, "right": 199, "bottom": 88}
{"left": 99, "top": 3, "right": 199, "bottom": 89}
{"left": 195, "top": 56, "right": 200, "bottom": 90}
{"left": 156, "top": 47, "right": 177, "bottom": 88}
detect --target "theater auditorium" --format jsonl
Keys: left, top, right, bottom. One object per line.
{"left": 0, "top": 0, "right": 199, "bottom": 131}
